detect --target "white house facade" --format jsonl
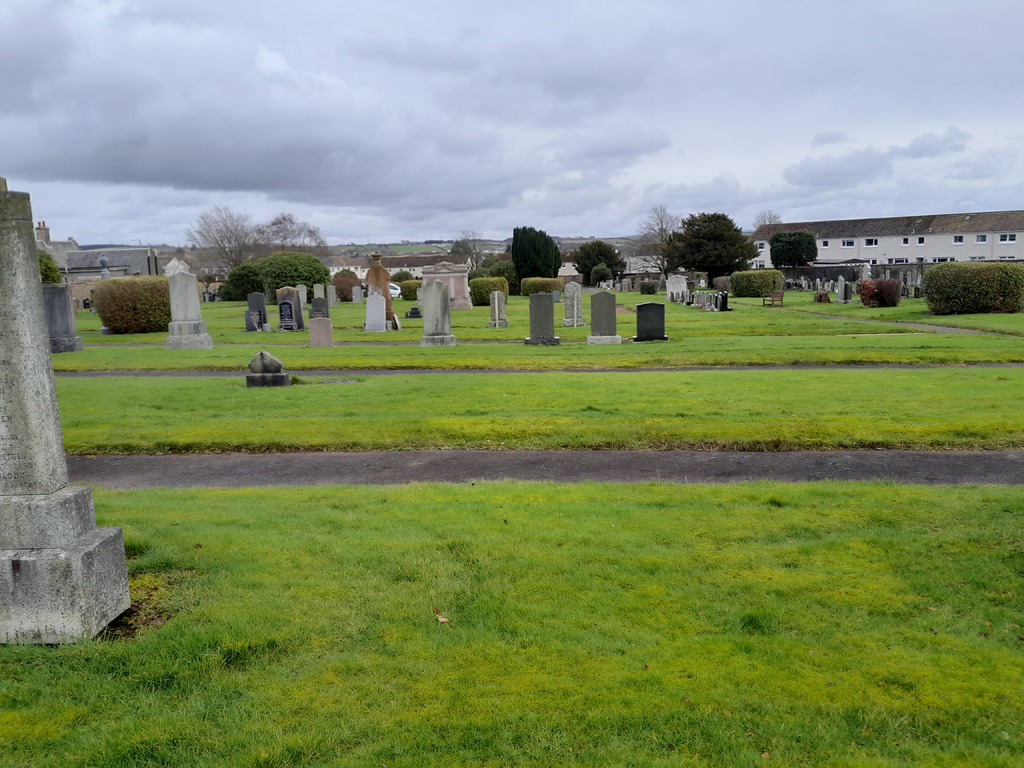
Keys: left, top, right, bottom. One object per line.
{"left": 750, "top": 211, "right": 1024, "bottom": 269}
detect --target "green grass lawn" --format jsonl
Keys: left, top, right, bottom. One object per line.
{"left": 1, "top": 482, "right": 1020, "bottom": 767}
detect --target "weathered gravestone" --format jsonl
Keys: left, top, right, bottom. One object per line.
{"left": 352, "top": 286, "right": 363, "bottom": 304}
{"left": 166, "top": 271, "right": 214, "bottom": 349}
{"left": 298, "top": 284, "right": 308, "bottom": 306}
{"left": 246, "top": 292, "right": 268, "bottom": 332}
{"left": 313, "top": 284, "right": 326, "bottom": 301}
{"left": 562, "top": 282, "right": 585, "bottom": 327}
{"left": 364, "top": 293, "right": 388, "bottom": 332}
{"left": 587, "top": 291, "right": 621, "bottom": 344}
{"left": 326, "top": 284, "right": 338, "bottom": 307}
{"left": 246, "top": 350, "right": 291, "bottom": 387}
{"left": 524, "top": 293, "right": 559, "bottom": 345}
{"left": 276, "top": 287, "right": 304, "bottom": 331}
{"left": 0, "top": 179, "right": 130, "bottom": 643}
{"left": 420, "top": 281, "right": 456, "bottom": 347}
{"left": 43, "top": 284, "right": 83, "bottom": 353}
{"left": 488, "top": 291, "right": 508, "bottom": 328}
{"left": 308, "top": 317, "right": 333, "bottom": 348}
{"left": 309, "top": 297, "right": 330, "bottom": 320}
{"left": 633, "top": 302, "right": 668, "bottom": 342}
{"left": 666, "top": 274, "right": 687, "bottom": 303}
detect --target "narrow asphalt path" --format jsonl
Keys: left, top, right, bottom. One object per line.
{"left": 67, "top": 450, "right": 1024, "bottom": 488}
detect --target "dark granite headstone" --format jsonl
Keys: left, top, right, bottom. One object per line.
{"left": 590, "top": 291, "right": 617, "bottom": 337}
{"left": 276, "top": 287, "right": 304, "bottom": 331}
{"left": 525, "top": 292, "right": 559, "bottom": 346}
{"left": 309, "top": 297, "right": 330, "bottom": 320}
{"left": 633, "top": 302, "right": 668, "bottom": 342}
{"left": 43, "top": 284, "right": 83, "bottom": 353}
{"left": 246, "top": 292, "right": 267, "bottom": 331}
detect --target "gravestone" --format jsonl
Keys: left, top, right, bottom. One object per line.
{"left": 488, "top": 291, "right": 508, "bottom": 328}
{"left": 298, "top": 284, "right": 308, "bottom": 306}
{"left": 309, "top": 297, "right": 330, "bottom": 320}
{"left": 246, "top": 292, "right": 268, "bottom": 332}
{"left": 313, "top": 284, "right": 326, "bottom": 301}
{"left": 364, "top": 293, "right": 388, "bottom": 332}
{"left": 326, "top": 284, "right": 338, "bottom": 307}
{"left": 276, "top": 287, "right": 304, "bottom": 331}
{"left": 562, "top": 282, "right": 586, "bottom": 327}
{"left": 718, "top": 291, "right": 730, "bottom": 312}
{"left": 524, "top": 293, "right": 559, "bottom": 345}
{"left": 162, "top": 257, "right": 190, "bottom": 276}
{"left": 666, "top": 274, "right": 687, "bottom": 303}
{"left": 836, "top": 276, "right": 847, "bottom": 304}
{"left": 246, "top": 350, "right": 291, "bottom": 387}
{"left": 587, "top": 291, "right": 621, "bottom": 344}
{"left": 308, "top": 317, "right": 333, "bottom": 348}
{"left": 420, "top": 281, "right": 456, "bottom": 347}
{"left": 844, "top": 281, "right": 855, "bottom": 303}
{"left": 0, "top": 179, "right": 130, "bottom": 643}
{"left": 552, "top": 289, "right": 561, "bottom": 303}
{"left": 166, "top": 271, "right": 214, "bottom": 349}
{"left": 43, "top": 284, "right": 83, "bottom": 353}
{"left": 352, "top": 286, "right": 363, "bottom": 304}
{"left": 404, "top": 306, "right": 422, "bottom": 319}
{"left": 420, "top": 261, "right": 472, "bottom": 310}
{"left": 633, "top": 302, "right": 668, "bottom": 342}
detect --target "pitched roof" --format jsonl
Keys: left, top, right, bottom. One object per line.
{"left": 751, "top": 210, "right": 1024, "bottom": 241}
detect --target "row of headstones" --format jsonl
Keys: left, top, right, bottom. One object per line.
{"left": 524, "top": 292, "right": 669, "bottom": 344}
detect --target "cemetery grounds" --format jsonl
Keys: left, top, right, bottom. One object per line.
{"left": 3, "top": 291, "right": 1023, "bottom": 766}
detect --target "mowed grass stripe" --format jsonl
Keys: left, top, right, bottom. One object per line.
{"left": 57, "top": 367, "right": 1024, "bottom": 453}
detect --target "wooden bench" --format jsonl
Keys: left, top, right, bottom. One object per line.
{"left": 762, "top": 291, "right": 784, "bottom": 306}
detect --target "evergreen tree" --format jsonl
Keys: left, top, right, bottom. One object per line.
{"left": 666, "top": 212, "right": 758, "bottom": 280}
{"left": 511, "top": 226, "right": 560, "bottom": 281}
{"left": 769, "top": 231, "right": 817, "bottom": 268}
{"left": 573, "top": 240, "right": 625, "bottom": 286}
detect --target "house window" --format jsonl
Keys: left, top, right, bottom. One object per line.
{"left": 917, "top": 237, "right": 925, "bottom": 245}
{"left": 952, "top": 236, "right": 964, "bottom": 244}
{"left": 970, "top": 256, "right": 986, "bottom": 261}
{"left": 841, "top": 239, "right": 854, "bottom": 248}
{"left": 821, "top": 240, "right": 829, "bottom": 247}
{"left": 888, "top": 258, "right": 908, "bottom": 264}
{"left": 976, "top": 235, "right": 987, "bottom": 243}
{"left": 999, "top": 255, "right": 1016, "bottom": 260}
{"left": 864, "top": 238, "right": 878, "bottom": 247}
{"left": 999, "top": 233, "right": 1017, "bottom": 242}
{"left": 932, "top": 257, "right": 952, "bottom": 263}
{"left": 757, "top": 242, "right": 765, "bottom": 250}
{"left": 901, "top": 237, "right": 909, "bottom": 246}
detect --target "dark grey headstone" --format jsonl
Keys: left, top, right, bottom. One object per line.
{"left": 246, "top": 292, "right": 267, "bottom": 331}
{"left": 633, "top": 302, "right": 668, "bottom": 342}
{"left": 276, "top": 287, "right": 304, "bottom": 331}
{"left": 43, "top": 284, "right": 83, "bottom": 353}
{"left": 309, "top": 297, "right": 330, "bottom": 320}
{"left": 590, "top": 291, "right": 617, "bottom": 337}
{"left": 525, "top": 292, "right": 559, "bottom": 345}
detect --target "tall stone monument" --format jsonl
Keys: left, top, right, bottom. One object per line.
{"left": 0, "top": 179, "right": 130, "bottom": 643}
{"left": 562, "top": 281, "right": 585, "bottom": 327}
{"left": 166, "top": 271, "right": 214, "bottom": 349}
{"left": 420, "top": 281, "right": 456, "bottom": 347}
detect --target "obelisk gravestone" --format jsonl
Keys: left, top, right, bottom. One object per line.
{"left": 0, "top": 178, "right": 129, "bottom": 643}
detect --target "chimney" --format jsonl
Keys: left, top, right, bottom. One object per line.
{"left": 35, "top": 220, "right": 51, "bottom": 244}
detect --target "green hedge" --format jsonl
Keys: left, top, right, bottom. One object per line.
{"left": 399, "top": 280, "right": 422, "bottom": 301}
{"left": 520, "top": 277, "right": 564, "bottom": 296}
{"left": 93, "top": 277, "right": 171, "bottom": 334}
{"left": 731, "top": 269, "right": 784, "bottom": 298}
{"left": 469, "top": 277, "right": 509, "bottom": 306}
{"left": 923, "top": 262, "right": 1024, "bottom": 315}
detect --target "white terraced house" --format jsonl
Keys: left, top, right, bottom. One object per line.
{"left": 750, "top": 210, "right": 1024, "bottom": 269}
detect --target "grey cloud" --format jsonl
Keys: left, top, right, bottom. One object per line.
{"left": 812, "top": 131, "right": 848, "bottom": 147}
{"left": 783, "top": 149, "right": 893, "bottom": 188}
{"left": 892, "top": 127, "right": 971, "bottom": 159}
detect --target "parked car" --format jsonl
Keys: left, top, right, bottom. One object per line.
{"left": 389, "top": 283, "right": 401, "bottom": 299}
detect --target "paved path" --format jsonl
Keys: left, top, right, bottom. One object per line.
{"left": 67, "top": 450, "right": 1024, "bottom": 488}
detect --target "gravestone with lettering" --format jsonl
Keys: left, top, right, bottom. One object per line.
{"left": 524, "top": 293, "right": 559, "bottom": 345}
{"left": 488, "top": 291, "right": 508, "bottom": 328}
{"left": 0, "top": 179, "right": 130, "bottom": 643}
{"left": 166, "top": 271, "right": 214, "bottom": 349}
{"left": 308, "top": 317, "right": 333, "bottom": 348}
{"left": 309, "top": 297, "right": 330, "bottom": 320}
{"left": 420, "top": 281, "right": 456, "bottom": 347}
{"left": 587, "top": 291, "right": 621, "bottom": 344}
{"left": 43, "top": 284, "right": 83, "bottom": 353}
{"left": 562, "top": 282, "right": 585, "bottom": 327}
{"left": 246, "top": 292, "right": 268, "bottom": 332}
{"left": 276, "top": 287, "right": 304, "bottom": 331}
{"left": 633, "top": 302, "right": 668, "bottom": 342}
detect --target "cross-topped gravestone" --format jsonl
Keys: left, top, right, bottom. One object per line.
{"left": 0, "top": 180, "right": 129, "bottom": 643}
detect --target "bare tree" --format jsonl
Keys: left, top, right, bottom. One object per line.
{"left": 752, "top": 209, "right": 783, "bottom": 229}
{"left": 450, "top": 229, "right": 485, "bottom": 271}
{"left": 635, "top": 204, "right": 679, "bottom": 278}
{"left": 255, "top": 213, "right": 327, "bottom": 253}
{"left": 185, "top": 206, "right": 259, "bottom": 272}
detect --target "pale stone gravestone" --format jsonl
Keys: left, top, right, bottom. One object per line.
{"left": 0, "top": 179, "right": 130, "bottom": 643}
{"left": 276, "top": 287, "right": 304, "bottom": 331}
{"left": 308, "top": 317, "right": 333, "bottom": 348}
{"left": 420, "top": 281, "right": 456, "bottom": 347}
{"left": 633, "top": 302, "right": 668, "bottom": 342}
{"left": 162, "top": 257, "right": 190, "bottom": 276}
{"left": 246, "top": 292, "right": 268, "bottom": 332}
{"left": 666, "top": 274, "right": 687, "bottom": 303}
{"left": 525, "top": 293, "right": 559, "bottom": 345}
{"left": 246, "top": 350, "right": 291, "bottom": 387}
{"left": 309, "top": 297, "right": 330, "bottom": 320}
{"left": 326, "top": 284, "right": 338, "bottom": 307}
{"left": 836, "top": 276, "right": 847, "bottom": 304}
{"left": 364, "top": 293, "right": 388, "bottom": 332}
{"left": 562, "top": 282, "right": 585, "bottom": 328}
{"left": 587, "top": 291, "right": 621, "bottom": 344}
{"left": 352, "top": 286, "right": 363, "bottom": 304}
{"left": 421, "top": 261, "right": 472, "bottom": 310}
{"left": 166, "top": 271, "right": 214, "bottom": 349}
{"left": 488, "top": 291, "right": 508, "bottom": 328}
{"left": 552, "top": 289, "right": 561, "bottom": 303}
{"left": 43, "top": 284, "right": 83, "bottom": 353}
{"left": 298, "top": 284, "right": 308, "bottom": 306}
{"left": 313, "top": 284, "right": 326, "bottom": 301}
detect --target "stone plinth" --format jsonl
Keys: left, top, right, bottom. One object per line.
{"left": 246, "top": 350, "right": 291, "bottom": 387}
{"left": 1, "top": 180, "right": 129, "bottom": 643}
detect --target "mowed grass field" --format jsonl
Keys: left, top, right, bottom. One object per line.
{"left": 1, "top": 483, "right": 1022, "bottom": 767}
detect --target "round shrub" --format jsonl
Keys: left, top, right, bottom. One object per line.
{"left": 257, "top": 252, "right": 331, "bottom": 301}
{"left": 639, "top": 281, "right": 657, "bottom": 295}
{"left": 488, "top": 261, "right": 519, "bottom": 295}
{"left": 219, "top": 260, "right": 264, "bottom": 301}
{"left": 731, "top": 269, "right": 784, "bottom": 298}
{"left": 399, "top": 280, "right": 422, "bottom": 301}
{"left": 93, "top": 277, "right": 171, "bottom": 334}
{"left": 590, "top": 263, "right": 612, "bottom": 284}
{"left": 860, "top": 278, "right": 902, "bottom": 308}
{"left": 469, "top": 277, "right": 510, "bottom": 306}
{"left": 520, "top": 277, "right": 565, "bottom": 296}
{"left": 923, "top": 262, "right": 1024, "bottom": 315}
{"left": 332, "top": 273, "right": 361, "bottom": 302}
{"left": 391, "top": 270, "right": 414, "bottom": 283}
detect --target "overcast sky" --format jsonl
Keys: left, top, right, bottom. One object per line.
{"left": 3, "top": 0, "right": 1023, "bottom": 246}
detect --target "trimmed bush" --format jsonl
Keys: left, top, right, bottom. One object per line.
{"left": 469, "top": 277, "right": 509, "bottom": 306}
{"left": 923, "top": 262, "right": 1024, "bottom": 315}
{"left": 93, "top": 277, "right": 171, "bottom": 334}
{"left": 218, "top": 260, "right": 264, "bottom": 301}
{"left": 520, "top": 277, "right": 564, "bottom": 296}
{"left": 256, "top": 252, "right": 331, "bottom": 301}
{"left": 874, "top": 279, "right": 903, "bottom": 307}
{"left": 488, "top": 260, "right": 519, "bottom": 294}
{"left": 590, "top": 263, "right": 612, "bottom": 284}
{"left": 731, "top": 269, "right": 784, "bottom": 298}
{"left": 639, "top": 281, "right": 657, "bottom": 295}
{"left": 399, "top": 280, "right": 422, "bottom": 301}
{"left": 332, "top": 274, "right": 361, "bottom": 302}
{"left": 391, "top": 270, "right": 414, "bottom": 284}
